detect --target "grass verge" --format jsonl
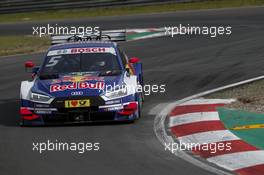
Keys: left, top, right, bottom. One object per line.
{"left": 0, "top": 0, "right": 263, "bottom": 23}
{"left": 0, "top": 36, "right": 50, "bottom": 56}
{"left": 207, "top": 79, "right": 264, "bottom": 113}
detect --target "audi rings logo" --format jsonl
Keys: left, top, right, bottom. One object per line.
{"left": 71, "top": 91, "right": 83, "bottom": 96}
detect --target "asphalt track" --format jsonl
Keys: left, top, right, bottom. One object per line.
{"left": 0, "top": 6, "right": 264, "bottom": 175}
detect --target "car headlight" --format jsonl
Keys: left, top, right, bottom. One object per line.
{"left": 104, "top": 87, "right": 127, "bottom": 99}
{"left": 30, "top": 92, "right": 52, "bottom": 102}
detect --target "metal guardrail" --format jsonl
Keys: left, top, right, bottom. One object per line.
{"left": 0, "top": 0, "right": 203, "bottom": 14}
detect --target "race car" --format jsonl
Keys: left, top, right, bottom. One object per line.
{"left": 20, "top": 31, "right": 143, "bottom": 126}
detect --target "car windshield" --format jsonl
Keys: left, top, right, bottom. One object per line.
{"left": 40, "top": 52, "right": 121, "bottom": 76}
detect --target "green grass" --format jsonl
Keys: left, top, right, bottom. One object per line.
{"left": 0, "top": 36, "right": 50, "bottom": 56}
{"left": 0, "top": 0, "right": 263, "bottom": 23}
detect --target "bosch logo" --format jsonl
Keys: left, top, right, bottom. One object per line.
{"left": 71, "top": 91, "right": 83, "bottom": 96}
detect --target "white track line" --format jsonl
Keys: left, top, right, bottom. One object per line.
{"left": 169, "top": 111, "right": 220, "bottom": 127}
{"left": 127, "top": 28, "right": 164, "bottom": 33}
{"left": 178, "top": 99, "right": 236, "bottom": 106}
{"left": 178, "top": 130, "right": 240, "bottom": 146}
{"left": 207, "top": 150, "right": 264, "bottom": 171}
{"left": 128, "top": 32, "right": 166, "bottom": 41}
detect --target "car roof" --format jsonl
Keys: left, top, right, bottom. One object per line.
{"left": 49, "top": 41, "right": 117, "bottom": 51}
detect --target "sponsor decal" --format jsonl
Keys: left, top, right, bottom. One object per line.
{"left": 71, "top": 47, "right": 106, "bottom": 54}
{"left": 35, "top": 110, "right": 52, "bottom": 114}
{"left": 52, "top": 75, "right": 104, "bottom": 84}
{"left": 65, "top": 99, "right": 90, "bottom": 108}
{"left": 50, "top": 82, "right": 105, "bottom": 92}
{"left": 47, "top": 47, "right": 116, "bottom": 56}
{"left": 105, "top": 99, "right": 121, "bottom": 105}
{"left": 34, "top": 104, "right": 50, "bottom": 108}
{"left": 105, "top": 106, "right": 123, "bottom": 111}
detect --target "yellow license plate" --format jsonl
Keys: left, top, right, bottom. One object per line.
{"left": 65, "top": 99, "right": 90, "bottom": 108}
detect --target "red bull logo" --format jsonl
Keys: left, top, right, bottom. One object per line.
{"left": 50, "top": 82, "right": 105, "bottom": 92}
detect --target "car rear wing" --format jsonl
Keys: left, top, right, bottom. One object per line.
{"left": 51, "top": 29, "right": 126, "bottom": 45}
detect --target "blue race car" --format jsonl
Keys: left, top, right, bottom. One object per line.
{"left": 20, "top": 31, "right": 143, "bottom": 126}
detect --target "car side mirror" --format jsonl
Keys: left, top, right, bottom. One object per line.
{"left": 129, "top": 57, "right": 140, "bottom": 64}
{"left": 24, "top": 61, "right": 36, "bottom": 75}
